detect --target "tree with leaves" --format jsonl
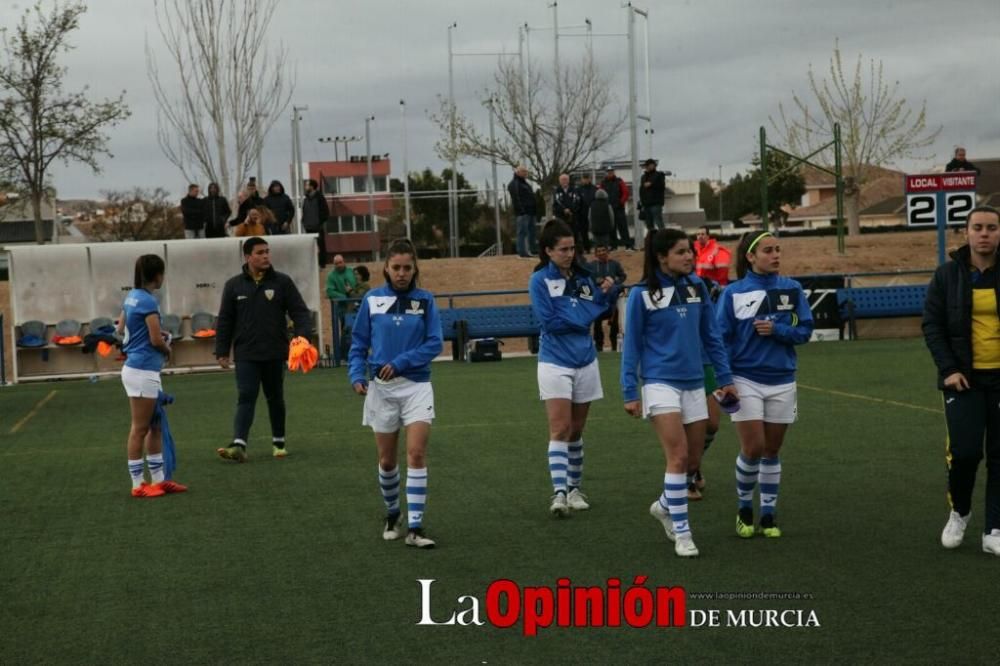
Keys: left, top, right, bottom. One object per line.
{"left": 0, "top": 1, "right": 130, "bottom": 244}
{"left": 771, "top": 41, "right": 940, "bottom": 235}
{"left": 146, "top": 0, "right": 293, "bottom": 202}
{"left": 430, "top": 54, "right": 624, "bottom": 211}
{"left": 390, "top": 168, "right": 479, "bottom": 251}
{"left": 89, "top": 188, "right": 183, "bottom": 242}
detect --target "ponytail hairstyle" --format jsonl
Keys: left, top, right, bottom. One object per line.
{"left": 533, "top": 218, "right": 579, "bottom": 272}
{"left": 383, "top": 238, "right": 419, "bottom": 288}
{"left": 134, "top": 254, "right": 165, "bottom": 289}
{"left": 736, "top": 231, "right": 773, "bottom": 279}
{"left": 642, "top": 228, "right": 689, "bottom": 301}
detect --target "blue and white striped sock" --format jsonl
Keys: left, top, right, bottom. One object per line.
{"left": 378, "top": 465, "right": 400, "bottom": 514}
{"left": 146, "top": 453, "right": 165, "bottom": 484}
{"left": 736, "top": 454, "right": 760, "bottom": 509}
{"left": 659, "top": 472, "right": 690, "bottom": 535}
{"left": 128, "top": 459, "right": 144, "bottom": 489}
{"left": 406, "top": 467, "right": 428, "bottom": 529}
{"left": 759, "top": 457, "right": 781, "bottom": 516}
{"left": 547, "top": 441, "right": 569, "bottom": 495}
{"left": 567, "top": 439, "right": 584, "bottom": 489}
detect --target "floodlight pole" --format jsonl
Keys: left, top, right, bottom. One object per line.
{"left": 365, "top": 115, "right": 378, "bottom": 260}
{"left": 447, "top": 22, "right": 459, "bottom": 258}
{"left": 760, "top": 126, "right": 769, "bottom": 232}
{"left": 400, "top": 99, "right": 412, "bottom": 240}
{"left": 626, "top": 4, "right": 646, "bottom": 248}
{"left": 487, "top": 95, "right": 502, "bottom": 255}
{"left": 291, "top": 104, "right": 308, "bottom": 234}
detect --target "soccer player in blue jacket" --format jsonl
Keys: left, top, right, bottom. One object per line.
{"left": 349, "top": 240, "right": 443, "bottom": 549}
{"left": 716, "top": 231, "right": 813, "bottom": 539}
{"left": 621, "top": 229, "right": 737, "bottom": 557}
{"left": 530, "top": 219, "right": 621, "bottom": 517}
{"left": 118, "top": 254, "right": 187, "bottom": 498}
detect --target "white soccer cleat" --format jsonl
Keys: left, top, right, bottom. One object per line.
{"left": 674, "top": 532, "right": 699, "bottom": 558}
{"left": 549, "top": 492, "right": 570, "bottom": 518}
{"left": 382, "top": 513, "right": 403, "bottom": 541}
{"left": 941, "top": 511, "right": 970, "bottom": 549}
{"left": 567, "top": 488, "right": 590, "bottom": 511}
{"left": 405, "top": 528, "right": 436, "bottom": 549}
{"left": 983, "top": 529, "right": 1000, "bottom": 556}
{"left": 649, "top": 500, "right": 675, "bottom": 542}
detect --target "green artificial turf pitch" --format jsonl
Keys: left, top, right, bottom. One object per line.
{"left": 0, "top": 339, "right": 997, "bottom": 663}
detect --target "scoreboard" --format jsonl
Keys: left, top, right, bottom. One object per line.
{"left": 905, "top": 172, "right": 977, "bottom": 264}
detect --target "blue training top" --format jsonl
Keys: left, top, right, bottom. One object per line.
{"left": 715, "top": 270, "right": 813, "bottom": 385}
{"left": 122, "top": 288, "right": 164, "bottom": 372}
{"left": 348, "top": 283, "right": 443, "bottom": 385}
{"left": 529, "top": 261, "right": 620, "bottom": 369}
{"left": 621, "top": 270, "right": 732, "bottom": 402}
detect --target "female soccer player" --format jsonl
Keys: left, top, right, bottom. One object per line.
{"left": 923, "top": 206, "right": 1000, "bottom": 556}
{"left": 530, "top": 219, "right": 620, "bottom": 517}
{"left": 716, "top": 231, "right": 813, "bottom": 539}
{"left": 349, "top": 240, "right": 443, "bottom": 549}
{"left": 621, "top": 229, "right": 736, "bottom": 557}
{"left": 118, "top": 254, "right": 187, "bottom": 498}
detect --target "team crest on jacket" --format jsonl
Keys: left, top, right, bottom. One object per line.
{"left": 686, "top": 286, "right": 701, "bottom": 303}
{"left": 578, "top": 284, "right": 594, "bottom": 301}
{"left": 777, "top": 294, "right": 794, "bottom": 311}
{"left": 265, "top": 289, "right": 274, "bottom": 301}
{"left": 406, "top": 299, "right": 425, "bottom": 315}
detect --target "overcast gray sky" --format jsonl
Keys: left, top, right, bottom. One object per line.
{"left": 14, "top": 0, "right": 1000, "bottom": 199}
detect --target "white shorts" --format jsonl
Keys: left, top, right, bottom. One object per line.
{"left": 537, "top": 360, "right": 604, "bottom": 403}
{"left": 641, "top": 383, "right": 708, "bottom": 424}
{"left": 121, "top": 366, "right": 162, "bottom": 399}
{"left": 731, "top": 376, "right": 797, "bottom": 423}
{"left": 362, "top": 377, "right": 435, "bottom": 433}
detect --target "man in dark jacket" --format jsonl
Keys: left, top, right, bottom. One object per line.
{"left": 263, "top": 180, "right": 294, "bottom": 235}
{"left": 552, "top": 173, "right": 582, "bottom": 248}
{"left": 203, "top": 182, "right": 232, "bottom": 238}
{"left": 508, "top": 165, "right": 537, "bottom": 257}
{"left": 945, "top": 147, "right": 981, "bottom": 175}
{"left": 301, "top": 178, "right": 330, "bottom": 267}
{"left": 639, "top": 158, "right": 667, "bottom": 231}
{"left": 181, "top": 184, "right": 205, "bottom": 239}
{"left": 576, "top": 173, "right": 597, "bottom": 253}
{"left": 589, "top": 189, "right": 614, "bottom": 248}
{"left": 586, "top": 244, "right": 627, "bottom": 351}
{"left": 600, "top": 168, "right": 631, "bottom": 250}
{"left": 922, "top": 206, "right": 1000, "bottom": 556}
{"left": 232, "top": 178, "right": 264, "bottom": 228}
{"left": 215, "top": 237, "right": 313, "bottom": 462}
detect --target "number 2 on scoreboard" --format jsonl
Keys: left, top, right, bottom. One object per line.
{"left": 946, "top": 192, "right": 974, "bottom": 225}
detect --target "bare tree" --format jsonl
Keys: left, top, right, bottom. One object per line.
{"left": 146, "top": 0, "right": 293, "bottom": 202}
{"left": 89, "top": 188, "right": 183, "bottom": 242}
{"left": 431, "top": 53, "right": 625, "bottom": 205}
{"left": 771, "top": 41, "right": 941, "bottom": 235}
{"left": 0, "top": 1, "right": 130, "bottom": 244}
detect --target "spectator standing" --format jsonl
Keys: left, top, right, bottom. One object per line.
{"left": 600, "top": 167, "right": 631, "bottom": 250}
{"left": 215, "top": 237, "right": 313, "bottom": 462}
{"left": 326, "top": 254, "right": 359, "bottom": 358}
{"left": 181, "top": 184, "right": 206, "bottom": 239}
{"left": 586, "top": 244, "right": 627, "bottom": 352}
{"left": 576, "top": 173, "right": 597, "bottom": 254}
{"left": 204, "top": 182, "right": 232, "bottom": 238}
{"left": 553, "top": 173, "right": 582, "bottom": 249}
{"left": 263, "top": 180, "right": 294, "bottom": 235}
{"left": 508, "top": 165, "right": 538, "bottom": 258}
{"left": 639, "top": 159, "right": 667, "bottom": 232}
{"left": 589, "top": 189, "right": 614, "bottom": 249}
{"left": 946, "top": 146, "right": 982, "bottom": 175}
{"left": 302, "top": 178, "right": 330, "bottom": 267}
{"left": 234, "top": 207, "right": 268, "bottom": 237}
{"left": 232, "top": 178, "right": 263, "bottom": 228}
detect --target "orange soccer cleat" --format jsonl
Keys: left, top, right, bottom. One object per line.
{"left": 131, "top": 482, "right": 166, "bottom": 498}
{"left": 153, "top": 479, "right": 188, "bottom": 494}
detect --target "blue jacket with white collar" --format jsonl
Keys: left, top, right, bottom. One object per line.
{"left": 348, "top": 283, "right": 443, "bottom": 386}
{"left": 621, "top": 270, "right": 732, "bottom": 402}
{"left": 715, "top": 270, "right": 813, "bottom": 386}
{"left": 529, "top": 261, "right": 619, "bottom": 369}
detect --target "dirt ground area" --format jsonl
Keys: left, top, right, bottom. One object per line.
{"left": 1, "top": 230, "right": 954, "bottom": 381}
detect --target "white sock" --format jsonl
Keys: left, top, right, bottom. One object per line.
{"left": 128, "top": 459, "right": 144, "bottom": 489}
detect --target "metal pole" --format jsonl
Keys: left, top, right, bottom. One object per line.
{"left": 400, "top": 99, "right": 412, "bottom": 239}
{"left": 488, "top": 95, "right": 502, "bottom": 255}
{"left": 627, "top": 5, "right": 641, "bottom": 248}
{"left": 448, "top": 22, "right": 458, "bottom": 257}
{"left": 255, "top": 114, "right": 264, "bottom": 186}
{"left": 552, "top": 3, "right": 561, "bottom": 124}
{"left": 642, "top": 16, "right": 653, "bottom": 158}
{"left": 834, "top": 123, "right": 845, "bottom": 255}
{"left": 366, "top": 115, "right": 378, "bottom": 260}
{"left": 760, "top": 126, "right": 769, "bottom": 232}
{"left": 292, "top": 105, "right": 308, "bottom": 234}
{"left": 718, "top": 164, "right": 723, "bottom": 223}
